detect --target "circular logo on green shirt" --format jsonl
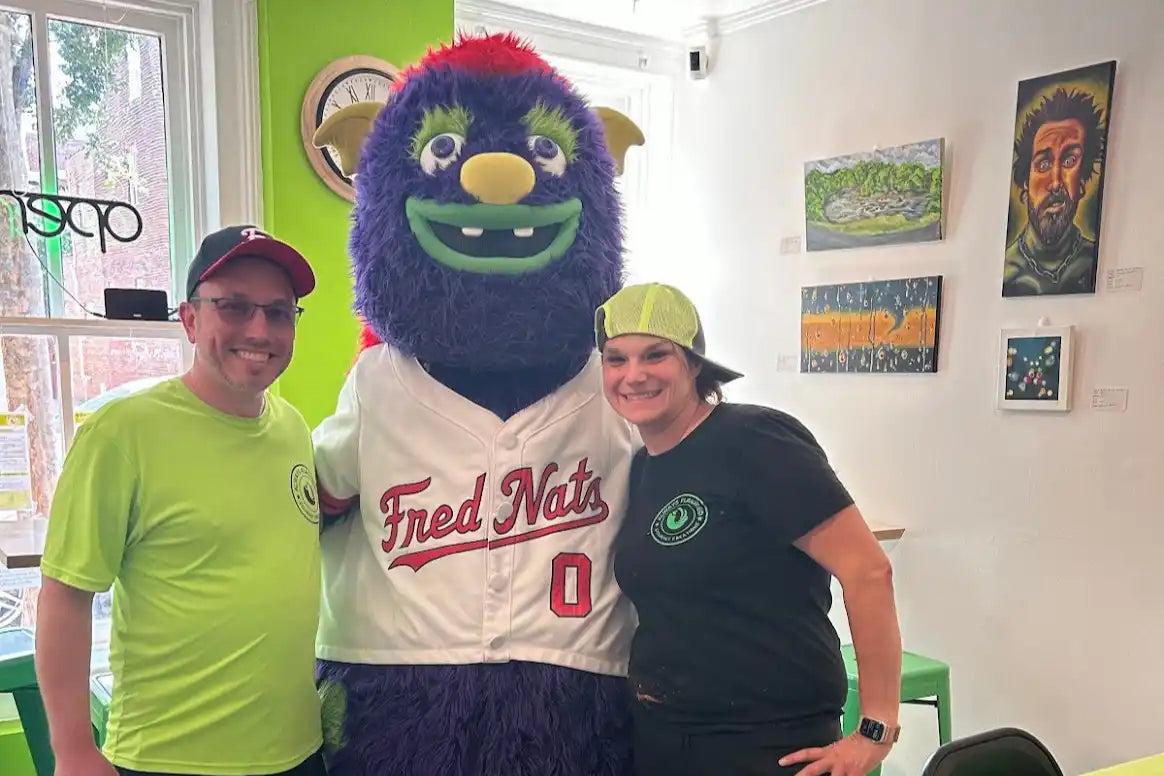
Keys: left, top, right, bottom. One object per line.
{"left": 290, "top": 463, "right": 320, "bottom": 524}
{"left": 649, "top": 493, "right": 708, "bottom": 546}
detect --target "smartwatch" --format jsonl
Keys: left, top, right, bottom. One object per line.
{"left": 857, "top": 716, "right": 901, "bottom": 744}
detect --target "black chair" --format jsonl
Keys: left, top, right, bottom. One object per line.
{"left": 920, "top": 726, "right": 1064, "bottom": 776}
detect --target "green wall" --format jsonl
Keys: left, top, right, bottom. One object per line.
{"left": 256, "top": 0, "right": 455, "bottom": 426}
{"left": 0, "top": 713, "right": 35, "bottom": 776}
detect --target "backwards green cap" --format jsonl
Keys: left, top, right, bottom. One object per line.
{"left": 595, "top": 283, "right": 743, "bottom": 384}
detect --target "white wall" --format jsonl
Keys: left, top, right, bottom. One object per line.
{"left": 659, "top": 0, "right": 1164, "bottom": 773}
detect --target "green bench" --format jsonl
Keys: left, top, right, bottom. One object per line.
{"left": 0, "top": 628, "right": 53, "bottom": 776}
{"left": 0, "top": 625, "right": 116, "bottom": 776}
{"left": 90, "top": 671, "right": 113, "bottom": 746}
{"left": 841, "top": 644, "right": 952, "bottom": 776}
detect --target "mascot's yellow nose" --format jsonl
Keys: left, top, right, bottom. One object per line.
{"left": 460, "top": 153, "right": 536, "bottom": 205}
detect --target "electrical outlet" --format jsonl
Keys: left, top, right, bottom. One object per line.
{"left": 779, "top": 236, "right": 802, "bottom": 254}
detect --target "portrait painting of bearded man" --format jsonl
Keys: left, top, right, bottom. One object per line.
{"left": 1002, "top": 60, "right": 1116, "bottom": 298}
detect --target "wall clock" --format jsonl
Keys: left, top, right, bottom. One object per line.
{"left": 301, "top": 54, "right": 399, "bottom": 202}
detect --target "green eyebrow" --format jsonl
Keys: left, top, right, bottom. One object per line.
{"left": 522, "top": 103, "right": 578, "bottom": 162}
{"left": 411, "top": 105, "right": 472, "bottom": 159}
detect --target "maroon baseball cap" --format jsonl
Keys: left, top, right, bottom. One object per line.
{"left": 186, "top": 224, "right": 316, "bottom": 299}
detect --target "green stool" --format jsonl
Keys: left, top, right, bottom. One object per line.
{"left": 840, "top": 644, "right": 952, "bottom": 776}
{"left": 0, "top": 627, "right": 54, "bottom": 776}
{"left": 90, "top": 672, "right": 113, "bottom": 746}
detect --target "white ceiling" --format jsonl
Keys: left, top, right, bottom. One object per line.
{"left": 460, "top": 0, "right": 811, "bottom": 40}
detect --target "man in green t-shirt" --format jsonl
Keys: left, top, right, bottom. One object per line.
{"left": 35, "top": 226, "right": 325, "bottom": 776}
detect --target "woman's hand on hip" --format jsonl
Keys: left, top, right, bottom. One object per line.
{"left": 778, "top": 732, "right": 892, "bottom": 776}
{"left": 53, "top": 744, "right": 118, "bottom": 776}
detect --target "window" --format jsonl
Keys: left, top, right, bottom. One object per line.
{"left": 1, "top": 0, "right": 201, "bottom": 662}
{"left": 127, "top": 37, "right": 141, "bottom": 102}
{"left": 0, "top": 319, "right": 188, "bottom": 661}
{"left": 541, "top": 54, "right": 674, "bottom": 284}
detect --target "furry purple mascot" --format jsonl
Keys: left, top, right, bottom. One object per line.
{"left": 309, "top": 33, "right": 644, "bottom": 776}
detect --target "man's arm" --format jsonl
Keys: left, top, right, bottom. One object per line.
{"left": 34, "top": 420, "right": 134, "bottom": 774}
{"left": 35, "top": 579, "right": 103, "bottom": 761}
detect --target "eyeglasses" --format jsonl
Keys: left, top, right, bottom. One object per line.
{"left": 191, "top": 296, "right": 304, "bottom": 328}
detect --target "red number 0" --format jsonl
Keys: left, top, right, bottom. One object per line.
{"left": 550, "top": 552, "right": 593, "bottom": 618}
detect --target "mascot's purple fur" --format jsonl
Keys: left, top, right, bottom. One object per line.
{"left": 308, "top": 33, "right": 645, "bottom": 776}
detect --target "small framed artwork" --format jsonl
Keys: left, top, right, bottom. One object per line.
{"left": 996, "top": 326, "right": 1074, "bottom": 411}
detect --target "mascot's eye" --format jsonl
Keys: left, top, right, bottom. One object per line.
{"left": 420, "top": 133, "right": 465, "bottom": 175}
{"left": 432, "top": 135, "right": 458, "bottom": 158}
{"left": 531, "top": 136, "right": 558, "bottom": 158}
{"left": 527, "top": 135, "right": 567, "bottom": 177}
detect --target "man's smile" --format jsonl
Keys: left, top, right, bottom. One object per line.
{"left": 232, "top": 348, "right": 273, "bottom": 363}
{"left": 405, "top": 198, "right": 582, "bottom": 275}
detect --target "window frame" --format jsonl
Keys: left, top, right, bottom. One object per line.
{"left": 455, "top": 1, "right": 679, "bottom": 283}
{"left": 545, "top": 56, "right": 668, "bottom": 226}
{"left": 1, "top": 0, "right": 202, "bottom": 506}
{"left": 0, "top": 0, "right": 239, "bottom": 650}
{"left": 0, "top": 315, "right": 192, "bottom": 453}
{"left": 4, "top": 0, "right": 204, "bottom": 310}
{"left": 535, "top": 55, "right": 676, "bottom": 284}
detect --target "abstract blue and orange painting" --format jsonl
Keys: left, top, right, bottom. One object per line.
{"left": 800, "top": 275, "right": 942, "bottom": 373}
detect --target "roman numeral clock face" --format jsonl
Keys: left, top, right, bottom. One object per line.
{"left": 301, "top": 55, "right": 400, "bottom": 203}
{"left": 319, "top": 70, "right": 393, "bottom": 172}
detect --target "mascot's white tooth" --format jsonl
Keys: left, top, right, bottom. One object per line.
{"left": 461, "top": 227, "right": 484, "bottom": 237}
{"left": 513, "top": 227, "right": 534, "bottom": 238}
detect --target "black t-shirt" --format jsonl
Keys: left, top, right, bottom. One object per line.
{"left": 613, "top": 402, "right": 854, "bottom": 733}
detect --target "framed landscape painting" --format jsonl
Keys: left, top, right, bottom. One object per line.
{"left": 804, "top": 138, "right": 944, "bottom": 252}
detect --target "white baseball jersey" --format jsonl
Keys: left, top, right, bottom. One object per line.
{"left": 312, "top": 343, "right": 640, "bottom": 677}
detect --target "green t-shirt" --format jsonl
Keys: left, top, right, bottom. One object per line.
{"left": 41, "top": 378, "right": 323, "bottom": 775}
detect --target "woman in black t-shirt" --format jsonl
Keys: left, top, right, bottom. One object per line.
{"left": 594, "top": 283, "right": 904, "bottom": 776}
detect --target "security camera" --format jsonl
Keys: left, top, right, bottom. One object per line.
{"left": 687, "top": 46, "right": 708, "bottom": 79}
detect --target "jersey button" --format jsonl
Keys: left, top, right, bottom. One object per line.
{"left": 494, "top": 504, "right": 512, "bottom": 521}
{"left": 497, "top": 433, "right": 517, "bottom": 450}
{"left": 489, "top": 634, "right": 505, "bottom": 649}
{"left": 490, "top": 573, "right": 507, "bottom": 591}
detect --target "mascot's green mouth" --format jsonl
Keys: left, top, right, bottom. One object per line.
{"left": 405, "top": 198, "right": 582, "bottom": 275}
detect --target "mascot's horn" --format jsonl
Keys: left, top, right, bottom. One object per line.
{"left": 313, "top": 100, "right": 644, "bottom": 178}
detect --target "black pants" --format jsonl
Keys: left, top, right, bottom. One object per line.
{"left": 632, "top": 708, "right": 840, "bottom": 776}
{"left": 114, "top": 748, "right": 327, "bottom": 776}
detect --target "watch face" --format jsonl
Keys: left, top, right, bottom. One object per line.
{"left": 316, "top": 68, "right": 395, "bottom": 180}
{"left": 859, "top": 718, "right": 885, "bottom": 741}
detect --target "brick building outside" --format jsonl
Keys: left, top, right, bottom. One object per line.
{"left": 57, "top": 31, "right": 183, "bottom": 408}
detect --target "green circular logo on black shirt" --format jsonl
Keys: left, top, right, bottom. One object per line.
{"left": 649, "top": 493, "right": 708, "bottom": 546}
{"left": 291, "top": 463, "right": 321, "bottom": 524}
